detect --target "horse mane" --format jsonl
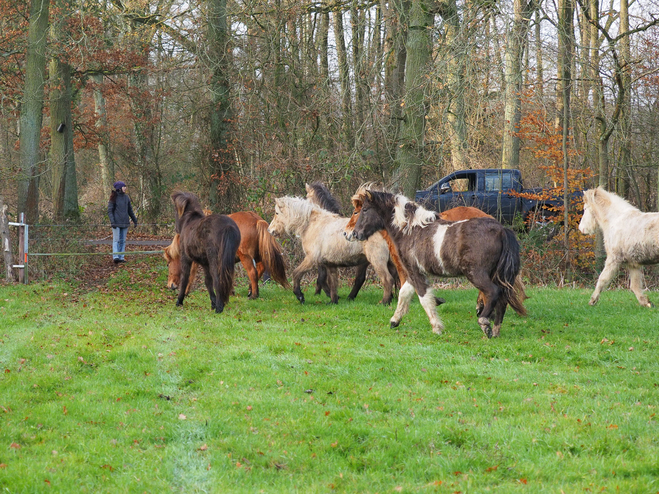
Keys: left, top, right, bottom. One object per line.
{"left": 171, "top": 191, "right": 205, "bottom": 219}
{"left": 587, "top": 187, "right": 639, "bottom": 216}
{"left": 392, "top": 194, "right": 438, "bottom": 233}
{"left": 351, "top": 182, "right": 387, "bottom": 208}
{"left": 306, "top": 181, "right": 342, "bottom": 214}
{"left": 276, "top": 196, "right": 338, "bottom": 234}
{"left": 165, "top": 233, "right": 181, "bottom": 260}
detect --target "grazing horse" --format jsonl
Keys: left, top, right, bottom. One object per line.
{"left": 268, "top": 196, "right": 396, "bottom": 305}
{"left": 164, "top": 211, "right": 290, "bottom": 299}
{"left": 171, "top": 191, "right": 241, "bottom": 313}
{"left": 347, "top": 189, "right": 526, "bottom": 338}
{"left": 306, "top": 181, "right": 371, "bottom": 301}
{"left": 579, "top": 187, "right": 659, "bottom": 307}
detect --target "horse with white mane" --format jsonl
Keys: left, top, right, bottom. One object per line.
{"left": 268, "top": 196, "right": 396, "bottom": 305}
{"left": 578, "top": 187, "right": 659, "bottom": 307}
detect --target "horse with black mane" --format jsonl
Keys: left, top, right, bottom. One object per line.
{"left": 579, "top": 187, "right": 659, "bottom": 307}
{"left": 347, "top": 188, "right": 526, "bottom": 338}
{"left": 171, "top": 191, "right": 241, "bottom": 313}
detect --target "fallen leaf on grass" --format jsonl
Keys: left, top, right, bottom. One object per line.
{"left": 10, "top": 443, "right": 20, "bottom": 449}
{"left": 178, "top": 414, "right": 187, "bottom": 420}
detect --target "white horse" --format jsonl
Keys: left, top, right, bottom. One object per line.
{"left": 268, "top": 196, "right": 396, "bottom": 305}
{"left": 579, "top": 187, "right": 659, "bottom": 307}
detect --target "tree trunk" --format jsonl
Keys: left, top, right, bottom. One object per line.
{"left": 393, "top": 0, "right": 434, "bottom": 197}
{"left": 17, "top": 0, "right": 50, "bottom": 223}
{"left": 50, "top": 58, "right": 80, "bottom": 221}
{"left": 333, "top": 7, "right": 353, "bottom": 144}
{"left": 535, "top": 7, "right": 544, "bottom": 100}
{"left": 558, "top": 0, "right": 574, "bottom": 279}
{"left": 0, "top": 196, "right": 15, "bottom": 281}
{"left": 438, "top": 0, "right": 469, "bottom": 171}
{"left": 617, "top": 0, "right": 631, "bottom": 197}
{"left": 502, "top": 0, "right": 532, "bottom": 170}
{"left": 383, "top": 0, "right": 408, "bottom": 177}
{"left": 205, "top": 0, "right": 237, "bottom": 211}
{"left": 93, "top": 74, "right": 114, "bottom": 199}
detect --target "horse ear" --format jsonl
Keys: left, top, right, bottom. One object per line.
{"left": 365, "top": 190, "right": 373, "bottom": 201}
{"left": 305, "top": 183, "right": 311, "bottom": 194}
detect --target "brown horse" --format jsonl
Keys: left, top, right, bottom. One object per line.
{"left": 164, "top": 210, "right": 290, "bottom": 299}
{"left": 346, "top": 187, "right": 527, "bottom": 337}
{"left": 171, "top": 191, "right": 241, "bottom": 313}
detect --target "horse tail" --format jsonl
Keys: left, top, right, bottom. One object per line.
{"left": 217, "top": 225, "right": 241, "bottom": 305}
{"left": 493, "top": 228, "right": 527, "bottom": 317}
{"left": 256, "top": 220, "right": 291, "bottom": 289}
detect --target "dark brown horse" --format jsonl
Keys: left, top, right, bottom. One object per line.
{"left": 164, "top": 211, "right": 290, "bottom": 299}
{"left": 171, "top": 191, "right": 241, "bottom": 313}
{"left": 346, "top": 188, "right": 526, "bottom": 338}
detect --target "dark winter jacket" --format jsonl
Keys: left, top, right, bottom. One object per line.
{"left": 108, "top": 191, "right": 138, "bottom": 228}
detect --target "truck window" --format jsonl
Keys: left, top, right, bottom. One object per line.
{"left": 485, "top": 172, "right": 513, "bottom": 192}
{"left": 450, "top": 178, "right": 471, "bottom": 192}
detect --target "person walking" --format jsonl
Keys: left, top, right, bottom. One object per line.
{"left": 108, "top": 181, "right": 138, "bottom": 264}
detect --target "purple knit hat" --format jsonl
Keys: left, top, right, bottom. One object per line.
{"left": 113, "top": 181, "right": 126, "bottom": 190}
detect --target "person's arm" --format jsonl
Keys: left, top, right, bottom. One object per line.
{"left": 128, "top": 199, "right": 138, "bottom": 226}
{"left": 108, "top": 201, "right": 116, "bottom": 227}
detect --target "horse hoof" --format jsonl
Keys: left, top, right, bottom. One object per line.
{"left": 176, "top": 300, "right": 183, "bottom": 307}
{"left": 478, "top": 317, "right": 492, "bottom": 338}
{"left": 588, "top": 299, "right": 598, "bottom": 306}
{"left": 435, "top": 297, "right": 446, "bottom": 306}
{"left": 390, "top": 320, "right": 400, "bottom": 329}
{"left": 297, "top": 296, "right": 305, "bottom": 304}
{"left": 215, "top": 306, "right": 224, "bottom": 314}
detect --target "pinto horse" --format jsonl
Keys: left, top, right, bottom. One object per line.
{"left": 579, "top": 187, "right": 659, "bottom": 307}
{"left": 268, "top": 196, "right": 396, "bottom": 305}
{"left": 171, "top": 191, "right": 241, "bottom": 313}
{"left": 345, "top": 190, "right": 527, "bottom": 312}
{"left": 347, "top": 188, "right": 526, "bottom": 338}
{"left": 306, "top": 181, "right": 371, "bottom": 301}
{"left": 164, "top": 211, "right": 290, "bottom": 299}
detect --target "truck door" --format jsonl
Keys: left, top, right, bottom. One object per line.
{"left": 437, "top": 171, "right": 479, "bottom": 212}
{"left": 482, "top": 170, "right": 518, "bottom": 222}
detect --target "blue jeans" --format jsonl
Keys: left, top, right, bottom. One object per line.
{"left": 112, "top": 227, "right": 128, "bottom": 260}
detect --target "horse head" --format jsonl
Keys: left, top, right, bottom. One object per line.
{"left": 163, "top": 234, "right": 182, "bottom": 290}
{"left": 171, "top": 191, "right": 205, "bottom": 232}
{"left": 350, "top": 189, "right": 388, "bottom": 241}
{"left": 578, "top": 189, "right": 601, "bottom": 235}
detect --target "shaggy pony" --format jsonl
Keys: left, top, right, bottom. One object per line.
{"left": 348, "top": 189, "right": 526, "bottom": 337}
{"left": 579, "top": 187, "right": 659, "bottom": 307}
{"left": 171, "top": 191, "right": 241, "bottom": 313}
{"left": 305, "top": 181, "right": 372, "bottom": 301}
{"left": 268, "top": 196, "right": 396, "bottom": 305}
{"left": 164, "top": 211, "right": 290, "bottom": 299}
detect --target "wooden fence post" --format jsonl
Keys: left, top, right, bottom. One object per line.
{"left": 0, "top": 198, "right": 15, "bottom": 281}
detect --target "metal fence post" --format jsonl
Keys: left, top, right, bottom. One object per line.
{"left": 17, "top": 213, "right": 26, "bottom": 284}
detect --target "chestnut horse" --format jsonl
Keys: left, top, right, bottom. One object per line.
{"left": 164, "top": 210, "right": 290, "bottom": 299}
{"left": 171, "top": 191, "right": 241, "bottom": 313}
{"left": 346, "top": 188, "right": 526, "bottom": 337}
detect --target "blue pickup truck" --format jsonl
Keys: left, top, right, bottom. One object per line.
{"left": 414, "top": 168, "right": 578, "bottom": 225}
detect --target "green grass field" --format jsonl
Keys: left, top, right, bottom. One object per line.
{"left": 0, "top": 262, "right": 658, "bottom": 493}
